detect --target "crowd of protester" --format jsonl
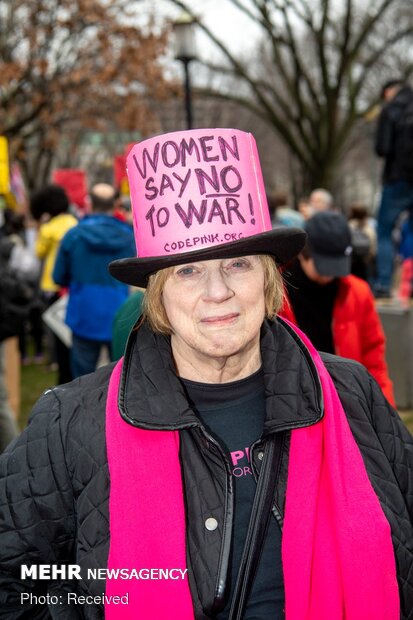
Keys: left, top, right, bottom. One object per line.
{"left": 0, "top": 184, "right": 135, "bottom": 449}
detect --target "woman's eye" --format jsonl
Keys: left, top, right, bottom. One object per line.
{"left": 176, "top": 266, "right": 196, "bottom": 277}
{"left": 229, "top": 259, "right": 249, "bottom": 270}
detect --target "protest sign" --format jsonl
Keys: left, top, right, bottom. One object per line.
{"left": 42, "top": 295, "right": 72, "bottom": 348}
{"left": 53, "top": 169, "right": 88, "bottom": 210}
{"left": 126, "top": 129, "right": 271, "bottom": 257}
{"left": 0, "top": 136, "right": 10, "bottom": 194}
{"left": 114, "top": 154, "right": 127, "bottom": 190}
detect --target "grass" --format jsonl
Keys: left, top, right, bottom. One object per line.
{"left": 20, "top": 360, "right": 57, "bottom": 430}
{"left": 19, "top": 359, "right": 413, "bottom": 435}
{"left": 400, "top": 410, "right": 413, "bottom": 434}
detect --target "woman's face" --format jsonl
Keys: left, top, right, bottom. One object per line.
{"left": 162, "top": 256, "right": 266, "bottom": 371}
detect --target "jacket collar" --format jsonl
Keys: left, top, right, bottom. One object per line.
{"left": 118, "top": 317, "right": 323, "bottom": 432}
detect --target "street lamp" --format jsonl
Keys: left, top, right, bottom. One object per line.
{"left": 172, "top": 13, "right": 197, "bottom": 130}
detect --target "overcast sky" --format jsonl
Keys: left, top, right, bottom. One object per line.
{"left": 187, "top": 0, "right": 261, "bottom": 54}
{"left": 144, "top": 0, "right": 261, "bottom": 58}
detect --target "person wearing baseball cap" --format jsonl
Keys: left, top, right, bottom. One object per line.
{"left": 0, "top": 130, "right": 410, "bottom": 619}
{"left": 304, "top": 210, "right": 353, "bottom": 277}
{"left": 281, "top": 211, "right": 395, "bottom": 405}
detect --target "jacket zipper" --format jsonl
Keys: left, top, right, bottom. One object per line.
{"left": 250, "top": 437, "right": 284, "bottom": 528}
{"left": 197, "top": 425, "right": 234, "bottom": 610}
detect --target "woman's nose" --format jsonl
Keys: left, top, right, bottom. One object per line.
{"left": 203, "top": 270, "right": 234, "bottom": 302}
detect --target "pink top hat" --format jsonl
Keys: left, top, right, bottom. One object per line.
{"left": 110, "top": 128, "right": 305, "bottom": 287}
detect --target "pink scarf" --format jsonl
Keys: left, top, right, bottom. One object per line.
{"left": 105, "top": 360, "right": 194, "bottom": 619}
{"left": 281, "top": 321, "right": 399, "bottom": 619}
{"left": 105, "top": 324, "right": 399, "bottom": 619}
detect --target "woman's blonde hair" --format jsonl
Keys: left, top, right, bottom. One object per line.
{"left": 142, "top": 255, "right": 284, "bottom": 335}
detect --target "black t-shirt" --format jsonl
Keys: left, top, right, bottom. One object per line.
{"left": 284, "top": 258, "right": 338, "bottom": 354}
{"left": 182, "top": 370, "right": 284, "bottom": 619}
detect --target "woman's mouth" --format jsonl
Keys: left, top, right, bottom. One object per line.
{"left": 201, "top": 313, "right": 239, "bottom": 325}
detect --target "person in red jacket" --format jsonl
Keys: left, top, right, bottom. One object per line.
{"left": 281, "top": 211, "right": 396, "bottom": 406}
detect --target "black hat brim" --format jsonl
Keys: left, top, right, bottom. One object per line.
{"left": 109, "top": 227, "right": 306, "bottom": 288}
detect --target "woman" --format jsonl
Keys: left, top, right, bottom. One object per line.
{"left": 1, "top": 129, "right": 412, "bottom": 619}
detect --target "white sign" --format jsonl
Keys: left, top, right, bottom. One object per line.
{"left": 42, "top": 295, "right": 72, "bottom": 348}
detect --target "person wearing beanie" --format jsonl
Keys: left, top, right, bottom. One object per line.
{"left": 0, "top": 130, "right": 411, "bottom": 619}
{"left": 281, "top": 211, "right": 395, "bottom": 406}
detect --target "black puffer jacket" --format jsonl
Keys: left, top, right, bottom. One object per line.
{"left": 1, "top": 319, "right": 413, "bottom": 619}
{"left": 375, "top": 85, "right": 413, "bottom": 184}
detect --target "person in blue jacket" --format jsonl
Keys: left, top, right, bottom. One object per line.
{"left": 53, "top": 183, "right": 136, "bottom": 378}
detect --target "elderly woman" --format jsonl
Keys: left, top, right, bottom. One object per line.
{"left": 1, "top": 129, "right": 412, "bottom": 620}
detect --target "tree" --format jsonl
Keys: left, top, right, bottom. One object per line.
{"left": 0, "top": 0, "right": 173, "bottom": 189}
{"left": 168, "top": 0, "right": 413, "bottom": 191}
